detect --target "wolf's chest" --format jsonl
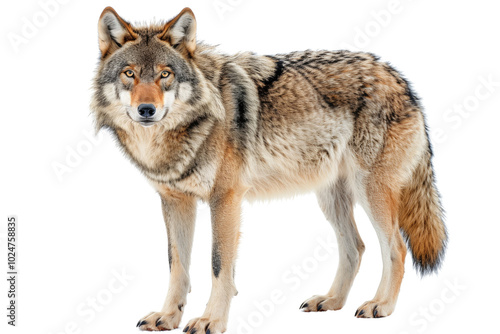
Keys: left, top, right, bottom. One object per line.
{"left": 120, "top": 132, "right": 165, "bottom": 170}
{"left": 116, "top": 128, "right": 217, "bottom": 199}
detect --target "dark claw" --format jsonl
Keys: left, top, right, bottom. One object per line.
{"left": 358, "top": 309, "right": 365, "bottom": 317}
{"left": 137, "top": 320, "right": 147, "bottom": 327}
{"left": 317, "top": 304, "right": 323, "bottom": 311}
{"left": 206, "top": 329, "right": 211, "bottom": 334}
{"left": 190, "top": 328, "right": 197, "bottom": 334}
{"left": 300, "top": 302, "right": 308, "bottom": 309}
{"left": 355, "top": 309, "right": 359, "bottom": 317}
{"left": 183, "top": 326, "right": 189, "bottom": 332}
{"left": 137, "top": 320, "right": 141, "bottom": 327}
{"left": 156, "top": 319, "right": 163, "bottom": 327}
{"left": 373, "top": 305, "right": 378, "bottom": 318}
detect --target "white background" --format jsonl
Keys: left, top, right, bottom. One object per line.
{"left": 1, "top": 0, "right": 499, "bottom": 333}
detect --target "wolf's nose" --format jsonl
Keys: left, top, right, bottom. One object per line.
{"left": 138, "top": 104, "right": 156, "bottom": 118}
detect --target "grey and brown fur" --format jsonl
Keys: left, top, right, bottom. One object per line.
{"left": 91, "top": 7, "right": 447, "bottom": 332}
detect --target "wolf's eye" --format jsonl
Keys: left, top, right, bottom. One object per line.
{"left": 161, "top": 71, "right": 170, "bottom": 78}
{"left": 124, "top": 70, "right": 134, "bottom": 78}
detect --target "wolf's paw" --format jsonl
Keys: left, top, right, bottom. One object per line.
{"left": 299, "top": 295, "right": 345, "bottom": 312}
{"left": 137, "top": 307, "right": 184, "bottom": 331}
{"left": 182, "top": 316, "right": 226, "bottom": 334}
{"left": 355, "top": 300, "right": 394, "bottom": 318}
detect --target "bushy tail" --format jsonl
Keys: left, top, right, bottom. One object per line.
{"left": 399, "top": 143, "right": 447, "bottom": 276}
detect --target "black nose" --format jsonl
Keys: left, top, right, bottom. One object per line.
{"left": 138, "top": 104, "right": 156, "bottom": 118}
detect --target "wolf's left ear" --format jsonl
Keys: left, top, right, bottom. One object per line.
{"left": 158, "top": 8, "right": 197, "bottom": 56}
{"left": 98, "top": 7, "right": 137, "bottom": 59}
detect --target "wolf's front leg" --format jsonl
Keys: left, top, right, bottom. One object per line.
{"left": 137, "top": 191, "right": 196, "bottom": 331}
{"left": 183, "top": 189, "right": 243, "bottom": 334}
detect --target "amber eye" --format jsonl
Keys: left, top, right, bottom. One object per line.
{"left": 124, "top": 70, "right": 134, "bottom": 78}
{"left": 161, "top": 70, "right": 170, "bottom": 78}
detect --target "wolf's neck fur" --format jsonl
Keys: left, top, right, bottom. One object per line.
{"left": 113, "top": 110, "right": 219, "bottom": 191}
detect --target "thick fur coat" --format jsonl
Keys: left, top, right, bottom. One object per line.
{"left": 91, "top": 7, "right": 446, "bottom": 333}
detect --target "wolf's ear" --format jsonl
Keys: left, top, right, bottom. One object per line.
{"left": 98, "top": 7, "right": 137, "bottom": 59}
{"left": 158, "top": 8, "right": 197, "bottom": 56}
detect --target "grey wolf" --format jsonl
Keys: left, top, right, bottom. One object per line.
{"left": 91, "top": 7, "right": 447, "bottom": 333}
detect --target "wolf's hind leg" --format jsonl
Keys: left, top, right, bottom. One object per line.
{"left": 300, "top": 178, "right": 365, "bottom": 312}
{"left": 355, "top": 181, "right": 406, "bottom": 318}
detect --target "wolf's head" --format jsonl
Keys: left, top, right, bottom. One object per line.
{"left": 92, "top": 7, "right": 220, "bottom": 131}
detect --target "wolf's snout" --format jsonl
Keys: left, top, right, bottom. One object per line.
{"left": 138, "top": 104, "right": 156, "bottom": 118}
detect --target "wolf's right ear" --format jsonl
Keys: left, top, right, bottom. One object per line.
{"left": 98, "top": 7, "right": 137, "bottom": 59}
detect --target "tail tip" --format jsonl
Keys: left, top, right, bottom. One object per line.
{"left": 412, "top": 238, "right": 448, "bottom": 277}
{"left": 401, "top": 227, "right": 448, "bottom": 277}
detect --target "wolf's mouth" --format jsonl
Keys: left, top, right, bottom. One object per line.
{"left": 139, "top": 120, "right": 156, "bottom": 127}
